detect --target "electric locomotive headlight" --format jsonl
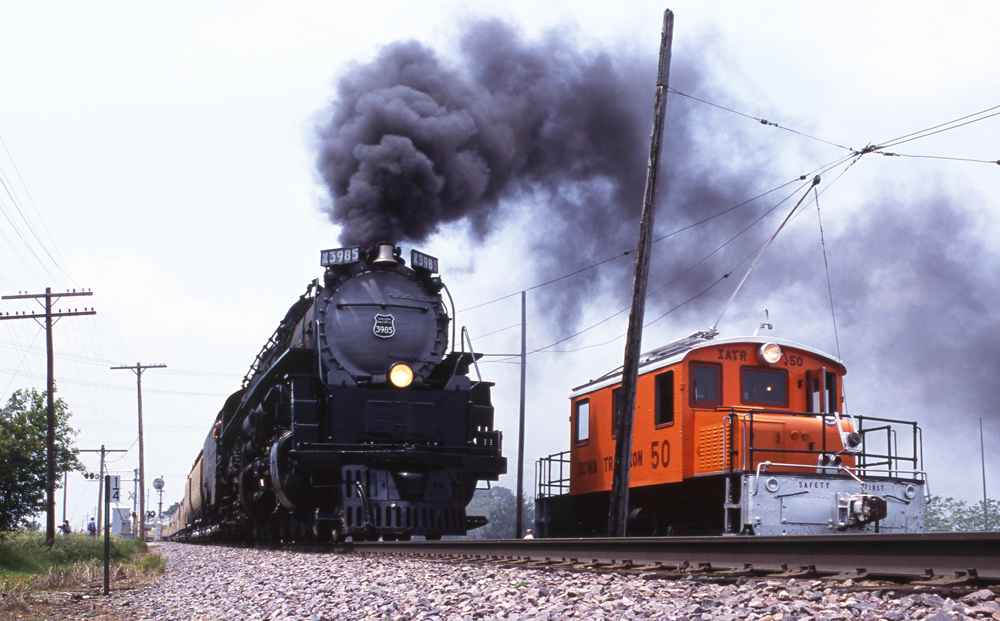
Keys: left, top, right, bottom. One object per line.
{"left": 389, "top": 363, "right": 414, "bottom": 388}
{"left": 757, "top": 342, "right": 782, "bottom": 365}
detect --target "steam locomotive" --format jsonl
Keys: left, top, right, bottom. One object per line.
{"left": 535, "top": 328, "right": 926, "bottom": 537}
{"left": 167, "top": 241, "right": 506, "bottom": 542}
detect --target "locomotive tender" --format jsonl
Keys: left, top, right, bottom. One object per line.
{"left": 536, "top": 329, "right": 926, "bottom": 537}
{"left": 167, "top": 241, "right": 506, "bottom": 542}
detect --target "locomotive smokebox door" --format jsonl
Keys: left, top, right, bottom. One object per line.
{"left": 317, "top": 254, "right": 448, "bottom": 383}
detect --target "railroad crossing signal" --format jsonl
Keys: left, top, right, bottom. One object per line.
{"left": 108, "top": 476, "right": 121, "bottom": 503}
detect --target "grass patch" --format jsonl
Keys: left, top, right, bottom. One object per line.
{"left": 0, "top": 531, "right": 159, "bottom": 588}
{"left": 135, "top": 553, "right": 166, "bottom": 574}
{"left": 0, "top": 533, "right": 165, "bottom": 620}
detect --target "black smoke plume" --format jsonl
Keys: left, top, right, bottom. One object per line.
{"left": 316, "top": 20, "right": 651, "bottom": 248}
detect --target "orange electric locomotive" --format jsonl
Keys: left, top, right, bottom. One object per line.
{"left": 535, "top": 328, "right": 926, "bottom": 536}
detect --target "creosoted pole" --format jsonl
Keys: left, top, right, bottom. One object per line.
{"left": 516, "top": 291, "right": 527, "bottom": 538}
{"left": 608, "top": 9, "right": 674, "bottom": 538}
{"left": 111, "top": 363, "right": 166, "bottom": 541}
{"left": 0, "top": 287, "right": 95, "bottom": 545}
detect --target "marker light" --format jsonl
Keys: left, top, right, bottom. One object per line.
{"left": 389, "top": 363, "right": 414, "bottom": 388}
{"left": 757, "top": 343, "right": 782, "bottom": 365}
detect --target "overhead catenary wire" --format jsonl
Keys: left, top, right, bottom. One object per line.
{"left": 459, "top": 174, "right": 811, "bottom": 315}
{"left": 518, "top": 180, "right": 809, "bottom": 357}
{"left": 478, "top": 99, "right": 986, "bottom": 362}
{"left": 850, "top": 104, "right": 1000, "bottom": 162}
{"left": 875, "top": 104, "right": 1000, "bottom": 150}
{"left": 814, "top": 184, "right": 842, "bottom": 363}
{"left": 712, "top": 176, "right": 821, "bottom": 332}
{"left": 667, "top": 87, "right": 854, "bottom": 151}
{"left": 462, "top": 99, "right": 998, "bottom": 321}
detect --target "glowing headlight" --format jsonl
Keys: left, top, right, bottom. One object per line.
{"left": 757, "top": 343, "right": 782, "bottom": 365}
{"left": 389, "top": 363, "right": 414, "bottom": 388}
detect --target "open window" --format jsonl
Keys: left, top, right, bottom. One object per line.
{"left": 691, "top": 362, "right": 721, "bottom": 408}
{"left": 741, "top": 367, "right": 788, "bottom": 407}
{"left": 806, "top": 368, "right": 838, "bottom": 414}
{"left": 574, "top": 399, "right": 590, "bottom": 445}
{"left": 655, "top": 370, "right": 674, "bottom": 426}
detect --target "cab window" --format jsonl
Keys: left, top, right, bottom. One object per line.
{"left": 574, "top": 400, "right": 590, "bottom": 445}
{"left": 807, "top": 370, "right": 839, "bottom": 414}
{"left": 611, "top": 388, "right": 621, "bottom": 438}
{"left": 741, "top": 368, "right": 788, "bottom": 406}
{"left": 655, "top": 371, "right": 674, "bottom": 426}
{"left": 691, "top": 363, "right": 721, "bottom": 407}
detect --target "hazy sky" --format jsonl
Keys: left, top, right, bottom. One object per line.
{"left": 1, "top": 1, "right": 998, "bottom": 529}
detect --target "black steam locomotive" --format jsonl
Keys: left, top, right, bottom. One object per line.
{"left": 169, "top": 241, "right": 506, "bottom": 542}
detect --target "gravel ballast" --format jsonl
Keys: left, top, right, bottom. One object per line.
{"left": 119, "top": 542, "right": 1000, "bottom": 620}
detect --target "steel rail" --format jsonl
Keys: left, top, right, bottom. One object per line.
{"left": 343, "top": 533, "right": 1000, "bottom": 584}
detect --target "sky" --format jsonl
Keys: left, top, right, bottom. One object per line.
{"left": 1, "top": 1, "right": 998, "bottom": 531}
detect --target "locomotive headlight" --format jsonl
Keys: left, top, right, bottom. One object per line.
{"left": 389, "top": 363, "right": 414, "bottom": 388}
{"left": 757, "top": 342, "right": 782, "bottom": 365}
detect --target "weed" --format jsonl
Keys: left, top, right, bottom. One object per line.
{"left": 135, "top": 553, "right": 165, "bottom": 575}
{"left": 0, "top": 579, "right": 30, "bottom": 613}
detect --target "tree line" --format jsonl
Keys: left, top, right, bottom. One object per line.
{"left": 925, "top": 495, "right": 999, "bottom": 532}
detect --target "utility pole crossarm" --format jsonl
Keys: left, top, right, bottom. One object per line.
{"left": 109, "top": 364, "right": 167, "bottom": 371}
{"left": 0, "top": 309, "right": 97, "bottom": 320}
{"left": 2, "top": 289, "right": 93, "bottom": 301}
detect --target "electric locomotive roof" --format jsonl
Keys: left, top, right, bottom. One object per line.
{"left": 569, "top": 330, "right": 845, "bottom": 397}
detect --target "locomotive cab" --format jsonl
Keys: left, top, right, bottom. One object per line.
{"left": 536, "top": 330, "right": 926, "bottom": 537}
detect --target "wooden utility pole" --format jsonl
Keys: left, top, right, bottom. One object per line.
{"left": 1, "top": 288, "right": 95, "bottom": 545}
{"left": 608, "top": 9, "right": 674, "bottom": 538}
{"left": 515, "top": 291, "right": 527, "bottom": 538}
{"left": 111, "top": 363, "right": 166, "bottom": 541}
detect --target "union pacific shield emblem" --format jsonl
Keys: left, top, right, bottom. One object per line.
{"left": 373, "top": 314, "right": 395, "bottom": 338}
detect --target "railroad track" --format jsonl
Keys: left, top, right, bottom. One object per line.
{"left": 324, "top": 532, "right": 1000, "bottom": 587}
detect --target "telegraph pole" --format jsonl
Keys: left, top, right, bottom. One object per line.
{"left": 111, "top": 363, "right": 166, "bottom": 540}
{"left": 1, "top": 288, "right": 95, "bottom": 545}
{"left": 515, "top": 291, "right": 527, "bottom": 539}
{"left": 608, "top": 10, "right": 674, "bottom": 537}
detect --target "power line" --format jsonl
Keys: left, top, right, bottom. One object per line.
{"left": 667, "top": 87, "right": 853, "bottom": 151}
{"left": 872, "top": 153, "right": 1000, "bottom": 165}
{"left": 876, "top": 104, "right": 1000, "bottom": 150}
{"left": 458, "top": 174, "right": 810, "bottom": 314}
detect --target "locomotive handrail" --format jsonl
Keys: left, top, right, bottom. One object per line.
{"left": 751, "top": 460, "right": 866, "bottom": 496}
{"left": 535, "top": 450, "right": 572, "bottom": 498}
{"left": 732, "top": 408, "right": 922, "bottom": 478}
{"left": 460, "top": 326, "right": 484, "bottom": 385}
{"left": 335, "top": 302, "right": 429, "bottom": 312}
{"left": 442, "top": 283, "right": 457, "bottom": 354}
{"left": 751, "top": 460, "right": 928, "bottom": 497}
